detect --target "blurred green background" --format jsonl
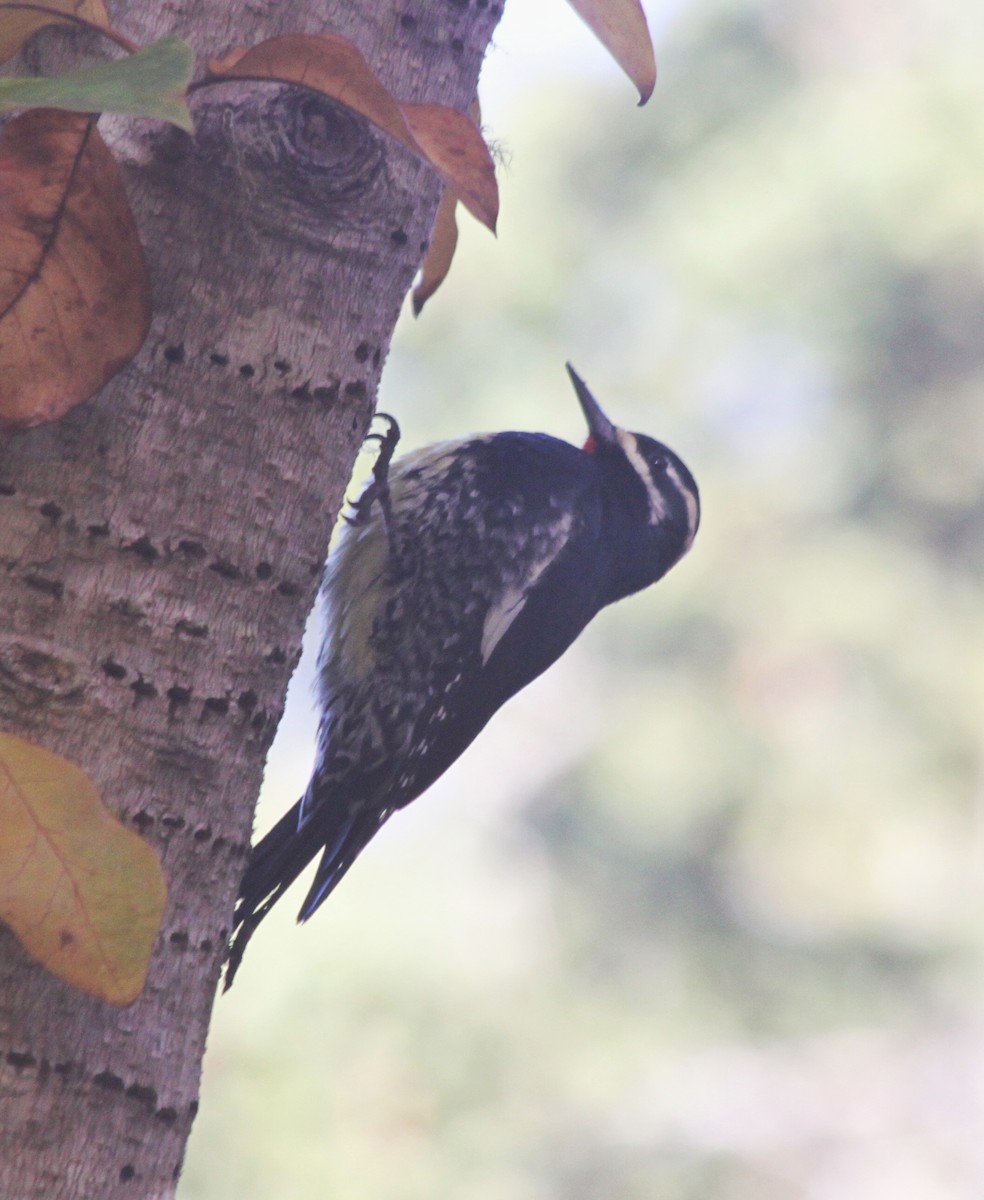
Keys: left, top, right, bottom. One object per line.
{"left": 182, "top": 0, "right": 984, "bottom": 1196}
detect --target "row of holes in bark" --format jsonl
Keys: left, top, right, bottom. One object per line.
{"left": 100, "top": 661, "right": 279, "bottom": 735}
{"left": 23, "top": 499, "right": 322, "bottom": 597}
{"left": 130, "top": 808, "right": 248, "bottom": 860}
{"left": 162, "top": 337, "right": 379, "bottom": 400}
{"left": 2, "top": 1049, "right": 197, "bottom": 1128}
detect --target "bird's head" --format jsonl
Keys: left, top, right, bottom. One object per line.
{"left": 567, "top": 363, "right": 700, "bottom": 597}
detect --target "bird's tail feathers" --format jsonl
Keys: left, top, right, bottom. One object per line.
{"left": 296, "top": 806, "right": 390, "bottom": 921}
{"left": 225, "top": 800, "right": 318, "bottom": 989}
{"left": 224, "top": 792, "right": 390, "bottom": 989}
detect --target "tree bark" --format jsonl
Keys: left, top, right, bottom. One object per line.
{"left": 0, "top": 2, "right": 502, "bottom": 1195}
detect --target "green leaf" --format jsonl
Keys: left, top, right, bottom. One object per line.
{"left": 0, "top": 34, "right": 194, "bottom": 129}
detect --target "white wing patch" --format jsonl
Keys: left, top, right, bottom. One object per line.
{"left": 481, "top": 585, "right": 528, "bottom": 664}
{"left": 480, "top": 512, "right": 573, "bottom": 664}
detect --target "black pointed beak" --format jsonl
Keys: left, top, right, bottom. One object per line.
{"left": 566, "top": 363, "right": 618, "bottom": 445}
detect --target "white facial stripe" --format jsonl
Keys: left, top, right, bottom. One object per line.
{"left": 616, "top": 429, "right": 667, "bottom": 525}
{"left": 664, "top": 461, "right": 700, "bottom": 548}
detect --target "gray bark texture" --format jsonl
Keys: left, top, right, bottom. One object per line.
{"left": 0, "top": 2, "right": 501, "bottom": 1195}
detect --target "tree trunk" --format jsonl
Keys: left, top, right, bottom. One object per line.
{"left": 0, "top": 2, "right": 501, "bottom": 1195}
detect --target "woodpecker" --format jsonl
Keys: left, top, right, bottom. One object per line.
{"left": 225, "top": 365, "right": 700, "bottom": 986}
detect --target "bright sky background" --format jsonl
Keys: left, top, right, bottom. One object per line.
{"left": 482, "top": 0, "right": 692, "bottom": 104}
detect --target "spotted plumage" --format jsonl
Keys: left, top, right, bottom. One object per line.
{"left": 225, "top": 365, "right": 700, "bottom": 986}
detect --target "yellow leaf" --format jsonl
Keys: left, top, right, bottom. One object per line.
{"left": 205, "top": 34, "right": 499, "bottom": 231}
{"left": 0, "top": 0, "right": 109, "bottom": 65}
{"left": 413, "top": 185, "right": 459, "bottom": 315}
{"left": 567, "top": 0, "right": 657, "bottom": 105}
{"left": 0, "top": 108, "right": 151, "bottom": 431}
{"left": 0, "top": 732, "right": 167, "bottom": 1005}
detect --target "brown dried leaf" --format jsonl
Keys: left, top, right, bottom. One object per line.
{"left": 209, "top": 35, "right": 412, "bottom": 148}
{"left": 0, "top": 0, "right": 109, "bottom": 65}
{"left": 413, "top": 186, "right": 459, "bottom": 315}
{"left": 0, "top": 108, "right": 151, "bottom": 431}
{"left": 206, "top": 34, "right": 499, "bottom": 231}
{"left": 567, "top": 0, "right": 657, "bottom": 105}
{"left": 0, "top": 732, "right": 167, "bottom": 1005}
{"left": 412, "top": 98, "right": 482, "bottom": 314}
{"left": 402, "top": 102, "right": 497, "bottom": 231}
